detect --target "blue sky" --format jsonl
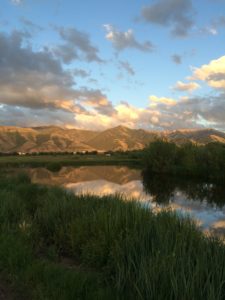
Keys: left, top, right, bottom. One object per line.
{"left": 0, "top": 0, "right": 225, "bottom": 130}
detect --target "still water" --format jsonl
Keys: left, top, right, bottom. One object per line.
{"left": 27, "top": 165, "right": 225, "bottom": 237}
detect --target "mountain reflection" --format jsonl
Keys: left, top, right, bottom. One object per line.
{"left": 26, "top": 166, "right": 225, "bottom": 236}
{"left": 28, "top": 165, "right": 141, "bottom": 186}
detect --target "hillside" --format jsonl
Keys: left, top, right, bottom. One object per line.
{"left": 0, "top": 125, "right": 224, "bottom": 153}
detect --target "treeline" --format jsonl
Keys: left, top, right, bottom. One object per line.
{"left": 0, "top": 149, "right": 143, "bottom": 157}
{"left": 143, "top": 140, "right": 225, "bottom": 182}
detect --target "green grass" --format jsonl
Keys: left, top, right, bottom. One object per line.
{"left": 0, "top": 154, "right": 141, "bottom": 170}
{"left": 1, "top": 173, "right": 225, "bottom": 299}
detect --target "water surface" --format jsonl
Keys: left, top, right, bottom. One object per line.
{"left": 27, "top": 165, "right": 225, "bottom": 237}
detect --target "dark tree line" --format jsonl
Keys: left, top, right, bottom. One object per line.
{"left": 143, "top": 140, "right": 225, "bottom": 182}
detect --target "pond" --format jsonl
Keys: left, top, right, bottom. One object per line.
{"left": 26, "top": 165, "right": 225, "bottom": 237}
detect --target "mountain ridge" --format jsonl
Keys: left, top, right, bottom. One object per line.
{"left": 0, "top": 125, "right": 225, "bottom": 153}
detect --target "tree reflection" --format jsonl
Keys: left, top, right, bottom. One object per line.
{"left": 141, "top": 170, "right": 176, "bottom": 204}
{"left": 142, "top": 170, "right": 225, "bottom": 207}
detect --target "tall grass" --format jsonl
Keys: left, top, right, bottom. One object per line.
{"left": 0, "top": 173, "right": 225, "bottom": 299}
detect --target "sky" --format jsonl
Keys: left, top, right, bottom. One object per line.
{"left": 0, "top": 0, "right": 225, "bottom": 131}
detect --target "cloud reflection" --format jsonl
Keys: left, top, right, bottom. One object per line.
{"left": 27, "top": 165, "right": 225, "bottom": 237}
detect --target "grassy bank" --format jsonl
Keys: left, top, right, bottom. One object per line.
{"left": 0, "top": 154, "right": 141, "bottom": 170}
{"left": 1, "top": 173, "right": 225, "bottom": 299}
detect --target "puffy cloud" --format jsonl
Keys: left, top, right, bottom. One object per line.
{"left": 149, "top": 95, "right": 177, "bottom": 107}
{"left": 0, "top": 30, "right": 114, "bottom": 127}
{"left": 103, "top": 24, "right": 154, "bottom": 52}
{"left": 119, "top": 60, "right": 135, "bottom": 76}
{"left": 54, "top": 26, "right": 103, "bottom": 63}
{"left": 77, "top": 88, "right": 116, "bottom": 116}
{"left": 171, "top": 54, "right": 182, "bottom": 64}
{"left": 191, "top": 56, "right": 225, "bottom": 89}
{"left": 173, "top": 81, "right": 200, "bottom": 92}
{"left": 1, "top": 29, "right": 225, "bottom": 132}
{"left": 174, "top": 94, "right": 225, "bottom": 129}
{"left": 74, "top": 102, "right": 161, "bottom": 130}
{"left": 0, "top": 105, "right": 77, "bottom": 128}
{"left": 0, "top": 31, "right": 73, "bottom": 109}
{"left": 36, "top": 92, "right": 225, "bottom": 132}
{"left": 141, "top": 0, "right": 194, "bottom": 37}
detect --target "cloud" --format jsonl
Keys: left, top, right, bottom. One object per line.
{"left": 77, "top": 88, "right": 116, "bottom": 116}
{"left": 1, "top": 29, "right": 225, "bottom": 132}
{"left": 198, "top": 26, "right": 218, "bottom": 36}
{"left": 73, "top": 69, "right": 90, "bottom": 78}
{"left": 141, "top": 0, "right": 194, "bottom": 37}
{"left": 208, "top": 16, "right": 225, "bottom": 34}
{"left": 213, "top": 16, "right": 225, "bottom": 28}
{"left": 20, "top": 17, "right": 43, "bottom": 32}
{"left": 11, "top": 0, "right": 23, "bottom": 5}
{"left": 191, "top": 56, "right": 225, "bottom": 89}
{"left": 0, "top": 30, "right": 76, "bottom": 111}
{"left": 119, "top": 60, "right": 135, "bottom": 76}
{"left": 74, "top": 102, "right": 161, "bottom": 130}
{"left": 149, "top": 95, "right": 177, "bottom": 107}
{"left": 173, "top": 81, "right": 200, "bottom": 92}
{"left": 54, "top": 26, "right": 103, "bottom": 63}
{"left": 103, "top": 24, "right": 154, "bottom": 52}
{"left": 174, "top": 94, "right": 225, "bottom": 130}
{"left": 0, "top": 30, "right": 113, "bottom": 127}
{"left": 171, "top": 54, "right": 182, "bottom": 64}
{"left": 0, "top": 105, "right": 76, "bottom": 128}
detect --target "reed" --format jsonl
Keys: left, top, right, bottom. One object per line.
{"left": 0, "top": 173, "right": 225, "bottom": 299}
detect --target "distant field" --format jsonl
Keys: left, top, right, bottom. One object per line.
{"left": 0, "top": 154, "right": 142, "bottom": 169}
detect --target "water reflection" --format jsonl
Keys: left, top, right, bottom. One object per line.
{"left": 142, "top": 171, "right": 225, "bottom": 207}
{"left": 28, "top": 166, "right": 140, "bottom": 186}
{"left": 26, "top": 166, "right": 225, "bottom": 236}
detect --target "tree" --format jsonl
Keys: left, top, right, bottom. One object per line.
{"left": 143, "top": 140, "right": 177, "bottom": 174}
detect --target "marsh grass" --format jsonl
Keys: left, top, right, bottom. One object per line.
{"left": 0, "top": 173, "right": 225, "bottom": 299}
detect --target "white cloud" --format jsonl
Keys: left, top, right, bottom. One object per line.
{"left": 191, "top": 56, "right": 225, "bottom": 89}
{"left": 173, "top": 81, "right": 200, "bottom": 92}
{"left": 149, "top": 95, "right": 177, "bottom": 107}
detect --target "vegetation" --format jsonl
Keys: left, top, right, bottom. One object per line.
{"left": 143, "top": 140, "right": 225, "bottom": 182}
{"left": 0, "top": 151, "right": 142, "bottom": 170}
{"left": 1, "top": 173, "right": 225, "bottom": 299}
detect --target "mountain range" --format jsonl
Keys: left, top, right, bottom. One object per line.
{"left": 0, "top": 125, "right": 225, "bottom": 153}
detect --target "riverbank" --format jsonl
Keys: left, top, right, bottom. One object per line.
{"left": 1, "top": 173, "right": 225, "bottom": 299}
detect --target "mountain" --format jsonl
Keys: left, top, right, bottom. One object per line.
{"left": 0, "top": 125, "right": 225, "bottom": 153}
{"left": 87, "top": 126, "right": 159, "bottom": 151}
{"left": 167, "top": 128, "right": 225, "bottom": 145}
